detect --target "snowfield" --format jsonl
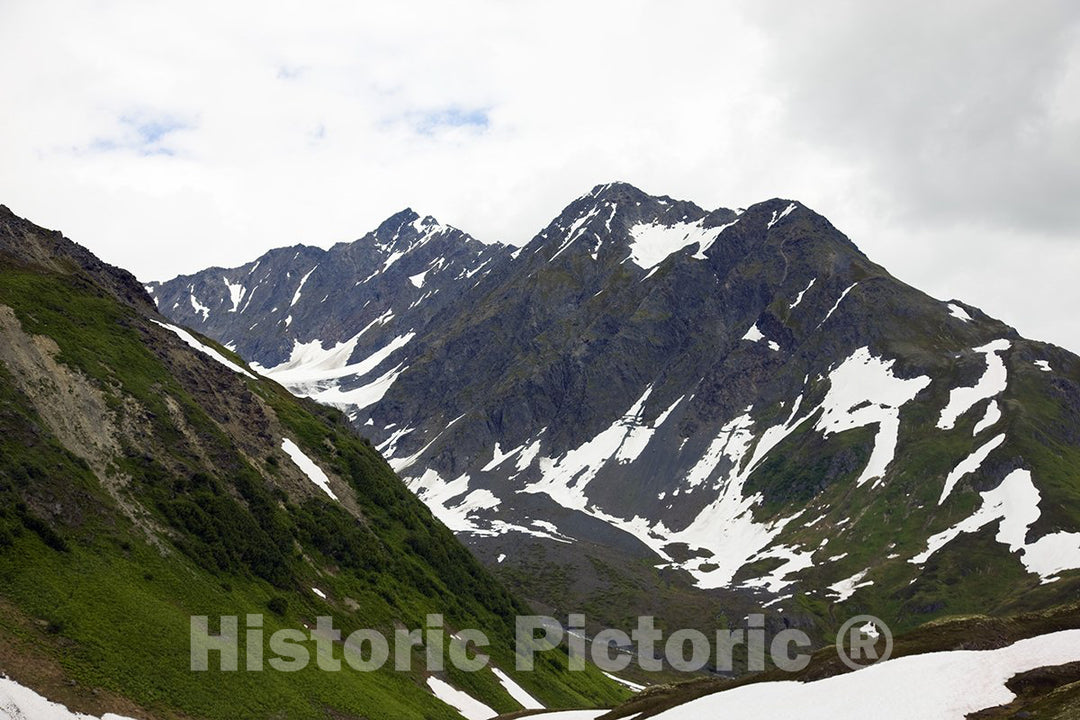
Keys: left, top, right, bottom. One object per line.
{"left": 639, "top": 629, "right": 1080, "bottom": 719}
{"left": 0, "top": 675, "right": 137, "bottom": 720}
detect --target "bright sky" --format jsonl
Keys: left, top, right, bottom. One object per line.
{"left": 2, "top": 1, "right": 1079, "bottom": 352}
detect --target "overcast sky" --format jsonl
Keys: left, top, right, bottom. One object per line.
{"left": 2, "top": 1, "right": 1078, "bottom": 351}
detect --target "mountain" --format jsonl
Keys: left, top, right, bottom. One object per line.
{"left": 152, "top": 182, "right": 1080, "bottom": 648}
{"left": 0, "top": 204, "right": 625, "bottom": 719}
{"left": 146, "top": 208, "right": 510, "bottom": 403}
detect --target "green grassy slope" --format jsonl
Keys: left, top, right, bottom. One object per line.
{"left": 0, "top": 235, "right": 625, "bottom": 718}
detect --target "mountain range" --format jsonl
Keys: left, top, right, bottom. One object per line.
{"left": 149, "top": 181, "right": 1080, "bottom": 646}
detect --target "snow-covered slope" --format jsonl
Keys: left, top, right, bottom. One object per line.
{"left": 0, "top": 675, "right": 137, "bottom": 720}
{"left": 643, "top": 630, "right": 1080, "bottom": 720}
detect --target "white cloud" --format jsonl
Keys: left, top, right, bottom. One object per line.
{"left": 1, "top": 0, "right": 1078, "bottom": 351}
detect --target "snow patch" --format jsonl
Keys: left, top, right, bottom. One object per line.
{"left": 827, "top": 568, "right": 872, "bottom": 601}
{"left": 426, "top": 677, "right": 496, "bottom": 720}
{"left": 815, "top": 347, "right": 931, "bottom": 487}
{"left": 281, "top": 438, "right": 338, "bottom": 500}
{"left": 189, "top": 291, "right": 210, "bottom": 320}
{"left": 602, "top": 671, "right": 646, "bottom": 692}
{"left": 818, "top": 283, "right": 858, "bottom": 328}
{"left": 767, "top": 202, "right": 798, "bottom": 229}
{"left": 482, "top": 443, "right": 523, "bottom": 472}
{"left": 258, "top": 333, "right": 414, "bottom": 388}
{"left": 291, "top": 266, "right": 317, "bottom": 306}
{"left": 938, "top": 433, "right": 1006, "bottom": 504}
{"left": 224, "top": 277, "right": 246, "bottom": 312}
{"left": 913, "top": 468, "right": 1080, "bottom": 581}
{"left": 790, "top": 278, "right": 816, "bottom": 309}
{"left": 938, "top": 340, "right": 1010, "bottom": 430}
{"left": 626, "top": 219, "right": 729, "bottom": 270}
{"left": 742, "top": 545, "right": 816, "bottom": 594}
{"left": 741, "top": 323, "right": 765, "bottom": 342}
{"left": 973, "top": 400, "right": 1002, "bottom": 435}
{"left": 0, "top": 675, "right": 138, "bottom": 720}
{"left": 311, "top": 364, "right": 405, "bottom": 412}
{"left": 523, "top": 386, "right": 659, "bottom": 508}
{"left": 151, "top": 320, "right": 255, "bottom": 379}
{"left": 492, "top": 668, "right": 544, "bottom": 710}
{"left": 948, "top": 303, "right": 973, "bottom": 322}
{"left": 645, "top": 629, "right": 1080, "bottom": 720}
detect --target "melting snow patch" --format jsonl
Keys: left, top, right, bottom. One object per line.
{"left": 602, "top": 672, "right": 646, "bottom": 692}
{"left": 692, "top": 219, "right": 739, "bottom": 259}
{"left": 259, "top": 333, "right": 415, "bottom": 389}
{"left": 407, "top": 471, "right": 500, "bottom": 535}
{"left": 653, "top": 395, "right": 684, "bottom": 427}
{"left": 312, "top": 587, "right": 326, "bottom": 599}
{"left": 815, "top": 347, "right": 931, "bottom": 487}
{"left": 973, "top": 400, "right": 1002, "bottom": 435}
{"left": 426, "top": 677, "right": 496, "bottom": 720}
{"left": 482, "top": 442, "right": 523, "bottom": 472}
{"left": 357, "top": 308, "right": 395, "bottom": 336}
{"left": 523, "top": 386, "right": 659, "bottom": 508}
{"left": 645, "top": 629, "right": 1080, "bottom": 720}
{"left": 376, "top": 425, "right": 417, "bottom": 459}
{"left": 1034, "top": 360, "right": 1052, "bottom": 372}
{"left": 291, "top": 266, "right": 317, "bottom": 306}
{"left": 0, "top": 675, "right": 138, "bottom": 720}
{"left": 660, "top": 400, "right": 812, "bottom": 589}
{"left": 938, "top": 433, "right": 1006, "bottom": 504}
{"left": 408, "top": 270, "right": 428, "bottom": 288}
{"left": 827, "top": 568, "right": 872, "bottom": 601}
{"left": 492, "top": 668, "right": 544, "bottom": 709}
{"left": 189, "top": 291, "right": 210, "bottom": 320}
{"left": 741, "top": 323, "right": 765, "bottom": 342}
{"left": 151, "top": 320, "right": 256, "bottom": 379}
{"left": 913, "top": 468, "right": 1080, "bottom": 581}
{"left": 281, "top": 438, "right": 338, "bottom": 500}
{"left": 626, "top": 219, "right": 728, "bottom": 270}
{"left": 938, "top": 339, "right": 1010, "bottom": 430}
{"left": 818, "top": 283, "right": 858, "bottom": 328}
{"left": 767, "top": 202, "right": 798, "bottom": 229}
{"left": 224, "top": 277, "right": 246, "bottom": 312}
{"left": 551, "top": 204, "right": 604, "bottom": 260}
{"left": 311, "top": 364, "right": 406, "bottom": 412}
{"left": 790, "top": 278, "right": 816, "bottom": 309}
{"left": 947, "top": 303, "right": 973, "bottom": 322}
{"left": 742, "top": 544, "right": 816, "bottom": 594}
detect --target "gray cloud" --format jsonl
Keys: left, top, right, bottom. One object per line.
{"left": 0, "top": 0, "right": 1077, "bottom": 351}
{"left": 748, "top": 1, "right": 1080, "bottom": 235}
